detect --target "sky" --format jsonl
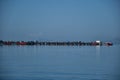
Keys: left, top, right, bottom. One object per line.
{"left": 0, "top": 0, "right": 120, "bottom": 41}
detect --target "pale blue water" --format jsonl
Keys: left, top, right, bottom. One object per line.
{"left": 0, "top": 45, "right": 120, "bottom": 80}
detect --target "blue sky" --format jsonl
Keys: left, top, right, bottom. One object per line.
{"left": 0, "top": 0, "right": 120, "bottom": 41}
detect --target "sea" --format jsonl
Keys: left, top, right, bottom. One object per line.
{"left": 0, "top": 45, "right": 120, "bottom": 80}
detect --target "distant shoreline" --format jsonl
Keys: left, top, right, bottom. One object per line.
{"left": 0, "top": 40, "right": 113, "bottom": 46}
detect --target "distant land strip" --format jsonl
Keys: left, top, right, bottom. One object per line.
{"left": 0, "top": 40, "right": 113, "bottom": 46}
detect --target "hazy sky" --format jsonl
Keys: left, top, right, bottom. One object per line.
{"left": 0, "top": 0, "right": 120, "bottom": 41}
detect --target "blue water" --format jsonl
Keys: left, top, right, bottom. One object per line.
{"left": 0, "top": 45, "right": 120, "bottom": 80}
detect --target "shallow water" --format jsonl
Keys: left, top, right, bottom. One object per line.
{"left": 0, "top": 45, "right": 120, "bottom": 80}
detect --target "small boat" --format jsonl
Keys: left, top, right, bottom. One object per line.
{"left": 104, "top": 42, "right": 113, "bottom": 46}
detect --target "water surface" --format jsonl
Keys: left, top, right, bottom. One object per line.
{"left": 0, "top": 45, "right": 120, "bottom": 80}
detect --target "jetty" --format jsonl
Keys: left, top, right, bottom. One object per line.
{"left": 0, "top": 40, "right": 113, "bottom": 46}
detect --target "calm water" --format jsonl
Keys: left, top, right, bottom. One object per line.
{"left": 0, "top": 45, "right": 120, "bottom": 80}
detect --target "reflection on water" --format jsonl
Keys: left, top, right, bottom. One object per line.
{"left": 96, "top": 46, "right": 100, "bottom": 56}
{"left": 96, "top": 46, "right": 100, "bottom": 61}
{"left": 0, "top": 46, "right": 120, "bottom": 80}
